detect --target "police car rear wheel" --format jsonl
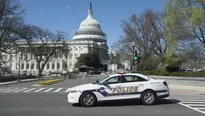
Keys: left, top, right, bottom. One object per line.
{"left": 141, "top": 90, "right": 156, "bottom": 105}
{"left": 80, "top": 92, "right": 97, "bottom": 107}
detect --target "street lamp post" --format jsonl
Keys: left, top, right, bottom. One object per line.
{"left": 132, "top": 41, "right": 136, "bottom": 72}
{"left": 18, "top": 53, "right": 21, "bottom": 82}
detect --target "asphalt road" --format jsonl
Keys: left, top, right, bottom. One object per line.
{"left": 1, "top": 93, "right": 205, "bottom": 116}
{"left": 0, "top": 77, "right": 205, "bottom": 116}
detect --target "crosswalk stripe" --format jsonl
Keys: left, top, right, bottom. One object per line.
{"left": 179, "top": 102, "right": 205, "bottom": 115}
{"left": 183, "top": 102, "right": 205, "bottom": 104}
{"left": 65, "top": 88, "right": 70, "bottom": 92}
{"left": 44, "top": 88, "right": 54, "bottom": 92}
{"left": 0, "top": 87, "right": 72, "bottom": 93}
{"left": 0, "top": 88, "right": 11, "bottom": 92}
{"left": 4, "top": 88, "right": 19, "bottom": 93}
{"left": 54, "top": 88, "right": 63, "bottom": 92}
{"left": 23, "top": 88, "right": 36, "bottom": 92}
{"left": 34, "top": 88, "right": 45, "bottom": 92}
{"left": 186, "top": 104, "right": 205, "bottom": 107}
{"left": 180, "top": 100, "right": 205, "bottom": 115}
{"left": 182, "top": 100, "right": 205, "bottom": 103}
{"left": 13, "top": 88, "right": 28, "bottom": 92}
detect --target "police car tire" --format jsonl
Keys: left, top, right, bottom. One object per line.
{"left": 80, "top": 92, "right": 97, "bottom": 107}
{"left": 141, "top": 90, "right": 157, "bottom": 105}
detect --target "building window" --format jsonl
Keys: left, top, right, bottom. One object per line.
{"left": 69, "top": 54, "right": 72, "bottom": 59}
{"left": 64, "top": 63, "right": 67, "bottom": 69}
{"left": 26, "top": 63, "right": 29, "bottom": 69}
{"left": 57, "top": 63, "right": 60, "bottom": 69}
{"left": 52, "top": 63, "right": 55, "bottom": 69}
{"left": 10, "top": 54, "right": 13, "bottom": 59}
{"left": 47, "top": 64, "right": 50, "bottom": 69}
{"left": 81, "top": 48, "right": 83, "bottom": 50}
{"left": 21, "top": 63, "right": 24, "bottom": 69}
{"left": 65, "top": 55, "right": 68, "bottom": 59}
{"left": 31, "top": 64, "right": 34, "bottom": 69}
{"left": 76, "top": 48, "right": 78, "bottom": 50}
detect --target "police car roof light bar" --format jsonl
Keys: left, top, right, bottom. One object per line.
{"left": 118, "top": 71, "right": 126, "bottom": 74}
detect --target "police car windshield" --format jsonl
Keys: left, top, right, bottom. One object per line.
{"left": 98, "top": 76, "right": 109, "bottom": 84}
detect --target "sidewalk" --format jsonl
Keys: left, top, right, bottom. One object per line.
{"left": 150, "top": 75, "right": 205, "bottom": 81}
{"left": 169, "top": 84, "right": 205, "bottom": 94}
{"left": 0, "top": 79, "right": 38, "bottom": 86}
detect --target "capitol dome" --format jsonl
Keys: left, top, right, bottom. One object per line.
{"left": 73, "top": 3, "right": 107, "bottom": 42}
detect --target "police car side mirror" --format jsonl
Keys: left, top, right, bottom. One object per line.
{"left": 92, "top": 80, "right": 99, "bottom": 84}
{"left": 96, "top": 80, "right": 99, "bottom": 83}
{"left": 102, "top": 81, "right": 108, "bottom": 85}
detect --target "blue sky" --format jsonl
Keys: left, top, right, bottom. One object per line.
{"left": 19, "top": 0, "right": 166, "bottom": 51}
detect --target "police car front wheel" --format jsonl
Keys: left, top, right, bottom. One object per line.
{"left": 80, "top": 92, "right": 97, "bottom": 107}
{"left": 141, "top": 90, "right": 157, "bottom": 105}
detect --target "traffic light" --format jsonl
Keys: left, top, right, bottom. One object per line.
{"left": 134, "top": 50, "right": 138, "bottom": 60}
{"left": 137, "top": 56, "right": 141, "bottom": 63}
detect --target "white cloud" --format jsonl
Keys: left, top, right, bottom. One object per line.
{"left": 66, "top": 5, "right": 71, "bottom": 10}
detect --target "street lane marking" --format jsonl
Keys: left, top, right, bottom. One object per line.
{"left": 65, "top": 88, "right": 70, "bottom": 92}
{"left": 3, "top": 88, "right": 19, "bottom": 93}
{"left": 44, "top": 88, "right": 54, "bottom": 92}
{"left": 183, "top": 102, "right": 205, "bottom": 104}
{"left": 183, "top": 100, "right": 205, "bottom": 101}
{"left": 54, "top": 88, "right": 63, "bottom": 92}
{"left": 179, "top": 102, "right": 205, "bottom": 115}
{"left": 186, "top": 104, "right": 205, "bottom": 107}
{"left": 13, "top": 88, "right": 28, "bottom": 92}
{"left": 34, "top": 88, "right": 45, "bottom": 92}
{"left": 23, "top": 88, "right": 36, "bottom": 92}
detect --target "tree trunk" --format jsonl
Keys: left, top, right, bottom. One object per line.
{"left": 37, "top": 62, "right": 41, "bottom": 80}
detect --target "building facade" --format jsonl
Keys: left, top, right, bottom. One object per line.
{"left": 3, "top": 3, "right": 109, "bottom": 75}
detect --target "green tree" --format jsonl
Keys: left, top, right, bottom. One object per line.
{"left": 76, "top": 53, "right": 102, "bottom": 69}
{"left": 164, "top": 0, "right": 205, "bottom": 58}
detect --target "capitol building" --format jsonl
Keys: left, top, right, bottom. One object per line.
{"left": 3, "top": 3, "right": 109, "bottom": 75}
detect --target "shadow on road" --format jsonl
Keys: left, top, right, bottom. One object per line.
{"left": 72, "top": 98, "right": 181, "bottom": 107}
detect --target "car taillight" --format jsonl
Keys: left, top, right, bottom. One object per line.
{"left": 163, "top": 81, "right": 167, "bottom": 86}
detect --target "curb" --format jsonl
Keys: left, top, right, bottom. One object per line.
{"left": 149, "top": 75, "right": 205, "bottom": 81}
{"left": 0, "top": 79, "right": 39, "bottom": 86}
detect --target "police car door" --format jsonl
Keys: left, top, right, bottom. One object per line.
{"left": 118, "top": 75, "right": 146, "bottom": 99}
{"left": 99, "top": 76, "right": 122, "bottom": 101}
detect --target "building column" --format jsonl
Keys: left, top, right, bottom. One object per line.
{"left": 23, "top": 62, "right": 26, "bottom": 70}
{"left": 60, "top": 60, "right": 62, "bottom": 70}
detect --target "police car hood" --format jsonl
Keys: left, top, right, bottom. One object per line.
{"left": 71, "top": 83, "right": 99, "bottom": 91}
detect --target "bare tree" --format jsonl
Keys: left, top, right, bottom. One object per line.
{"left": 112, "top": 9, "right": 168, "bottom": 70}
{"left": 18, "top": 25, "right": 69, "bottom": 79}
{"left": 0, "top": 0, "right": 24, "bottom": 67}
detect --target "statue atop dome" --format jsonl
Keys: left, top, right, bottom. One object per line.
{"left": 90, "top": 2, "right": 92, "bottom": 11}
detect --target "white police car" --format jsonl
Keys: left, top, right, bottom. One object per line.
{"left": 67, "top": 72, "right": 169, "bottom": 107}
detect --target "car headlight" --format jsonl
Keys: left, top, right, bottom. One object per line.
{"left": 70, "top": 90, "right": 78, "bottom": 93}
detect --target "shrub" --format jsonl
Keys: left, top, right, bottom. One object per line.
{"left": 135, "top": 70, "right": 205, "bottom": 77}
{"left": 169, "top": 72, "right": 180, "bottom": 76}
